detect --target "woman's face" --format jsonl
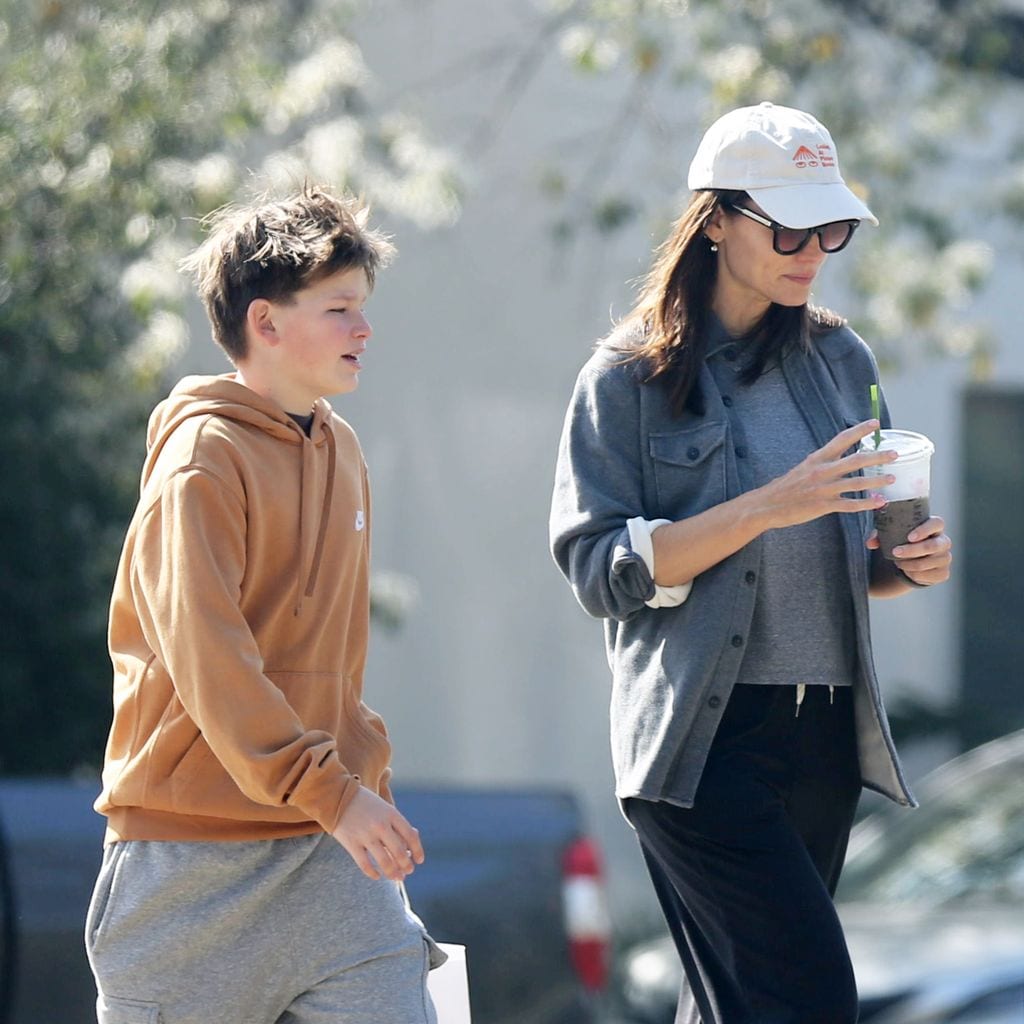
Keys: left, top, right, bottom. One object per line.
{"left": 705, "top": 200, "right": 830, "bottom": 336}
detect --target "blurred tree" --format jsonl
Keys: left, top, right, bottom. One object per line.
{"left": 0, "top": 0, "right": 460, "bottom": 774}
{"left": 2, "top": 0, "right": 1018, "bottom": 773}
{"left": 829, "top": 0, "right": 1024, "bottom": 78}
{"left": 522, "top": 0, "right": 1018, "bottom": 370}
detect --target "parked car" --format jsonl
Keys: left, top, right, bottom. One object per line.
{"left": 0, "top": 778, "right": 612, "bottom": 1024}
{"left": 612, "top": 728, "right": 1024, "bottom": 1024}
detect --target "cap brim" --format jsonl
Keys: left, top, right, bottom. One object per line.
{"left": 745, "top": 182, "right": 878, "bottom": 228}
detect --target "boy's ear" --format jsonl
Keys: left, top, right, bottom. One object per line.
{"left": 246, "top": 298, "right": 279, "bottom": 348}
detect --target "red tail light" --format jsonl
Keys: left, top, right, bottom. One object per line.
{"left": 562, "top": 836, "right": 611, "bottom": 991}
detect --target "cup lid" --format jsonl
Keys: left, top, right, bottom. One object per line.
{"left": 859, "top": 428, "right": 934, "bottom": 460}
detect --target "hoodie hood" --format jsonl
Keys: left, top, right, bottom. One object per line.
{"left": 143, "top": 374, "right": 328, "bottom": 484}
{"left": 144, "top": 374, "right": 338, "bottom": 616}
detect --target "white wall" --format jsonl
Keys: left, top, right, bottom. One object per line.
{"left": 183, "top": 0, "right": 1024, "bottom": 926}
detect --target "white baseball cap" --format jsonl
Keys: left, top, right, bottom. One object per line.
{"left": 687, "top": 101, "right": 878, "bottom": 229}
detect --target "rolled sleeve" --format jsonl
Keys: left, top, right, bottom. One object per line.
{"left": 550, "top": 352, "right": 662, "bottom": 621}
{"left": 626, "top": 517, "right": 692, "bottom": 608}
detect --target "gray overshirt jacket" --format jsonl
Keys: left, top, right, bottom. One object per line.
{"left": 549, "top": 318, "right": 916, "bottom": 809}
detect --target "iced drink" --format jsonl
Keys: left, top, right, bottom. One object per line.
{"left": 858, "top": 429, "right": 934, "bottom": 560}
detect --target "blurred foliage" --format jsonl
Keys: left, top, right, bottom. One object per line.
{"left": 369, "top": 571, "right": 421, "bottom": 634}
{"left": 0, "top": 0, "right": 461, "bottom": 775}
{"left": 2, "top": 0, "right": 1020, "bottom": 774}
{"left": 537, "top": 0, "right": 1024, "bottom": 371}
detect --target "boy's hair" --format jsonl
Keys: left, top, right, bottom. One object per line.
{"left": 180, "top": 184, "right": 395, "bottom": 361}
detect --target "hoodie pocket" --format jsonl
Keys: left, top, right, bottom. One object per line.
{"left": 649, "top": 421, "right": 729, "bottom": 518}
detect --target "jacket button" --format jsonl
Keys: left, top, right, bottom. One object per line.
{"left": 722, "top": 395, "right": 734, "bottom": 407}
{"left": 731, "top": 634, "right": 743, "bottom": 648}
{"left": 735, "top": 445, "right": 747, "bottom": 458}
{"left": 745, "top": 570, "right": 756, "bottom": 584}
{"left": 708, "top": 695, "right": 722, "bottom": 709}
{"left": 687, "top": 446, "right": 700, "bottom": 460}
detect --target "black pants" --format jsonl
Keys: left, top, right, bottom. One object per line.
{"left": 625, "top": 683, "right": 863, "bottom": 1024}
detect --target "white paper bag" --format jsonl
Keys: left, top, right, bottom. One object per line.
{"left": 427, "top": 942, "right": 471, "bottom": 1024}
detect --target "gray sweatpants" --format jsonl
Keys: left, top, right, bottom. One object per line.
{"left": 85, "top": 832, "right": 438, "bottom": 1024}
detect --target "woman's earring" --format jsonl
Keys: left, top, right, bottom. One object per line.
{"left": 709, "top": 242, "right": 719, "bottom": 253}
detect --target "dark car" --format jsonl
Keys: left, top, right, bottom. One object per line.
{"left": 613, "top": 728, "right": 1024, "bottom": 1024}
{"left": 0, "top": 780, "right": 612, "bottom": 1024}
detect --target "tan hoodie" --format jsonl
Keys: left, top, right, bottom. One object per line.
{"left": 96, "top": 375, "right": 392, "bottom": 843}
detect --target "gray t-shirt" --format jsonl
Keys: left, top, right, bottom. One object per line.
{"left": 707, "top": 344, "right": 856, "bottom": 688}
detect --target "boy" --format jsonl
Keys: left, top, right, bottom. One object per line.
{"left": 86, "top": 186, "right": 438, "bottom": 1024}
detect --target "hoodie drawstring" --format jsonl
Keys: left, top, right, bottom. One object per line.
{"left": 294, "top": 421, "right": 337, "bottom": 616}
{"left": 305, "top": 426, "right": 336, "bottom": 599}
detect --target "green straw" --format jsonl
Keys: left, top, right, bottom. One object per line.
{"left": 869, "top": 385, "right": 881, "bottom": 448}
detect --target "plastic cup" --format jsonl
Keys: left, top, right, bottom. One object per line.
{"left": 858, "top": 429, "right": 935, "bottom": 560}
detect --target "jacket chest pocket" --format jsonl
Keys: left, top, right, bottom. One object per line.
{"left": 649, "top": 421, "right": 729, "bottom": 519}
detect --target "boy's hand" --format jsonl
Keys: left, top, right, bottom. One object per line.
{"left": 331, "top": 786, "right": 425, "bottom": 881}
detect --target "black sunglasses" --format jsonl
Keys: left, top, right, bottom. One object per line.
{"left": 725, "top": 203, "right": 859, "bottom": 255}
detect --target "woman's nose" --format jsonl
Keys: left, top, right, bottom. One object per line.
{"left": 802, "top": 234, "right": 830, "bottom": 260}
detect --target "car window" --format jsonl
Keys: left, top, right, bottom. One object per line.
{"left": 837, "top": 756, "right": 1024, "bottom": 906}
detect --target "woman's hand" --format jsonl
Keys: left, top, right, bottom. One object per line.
{"left": 752, "top": 420, "right": 896, "bottom": 532}
{"left": 651, "top": 420, "right": 897, "bottom": 589}
{"left": 868, "top": 515, "right": 952, "bottom": 589}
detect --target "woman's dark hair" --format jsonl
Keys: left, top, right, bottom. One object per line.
{"left": 616, "top": 189, "right": 842, "bottom": 417}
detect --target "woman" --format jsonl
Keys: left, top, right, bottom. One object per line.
{"left": 549, "top": 102, "right": 953, "bottom": 1024}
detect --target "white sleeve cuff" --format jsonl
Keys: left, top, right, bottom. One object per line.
{"left": 626, "top": 517, "right": 693, "bottom": 608}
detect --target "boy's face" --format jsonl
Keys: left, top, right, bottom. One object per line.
{"left": 260, "top": 266, "right": 373, "bottom": 412}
